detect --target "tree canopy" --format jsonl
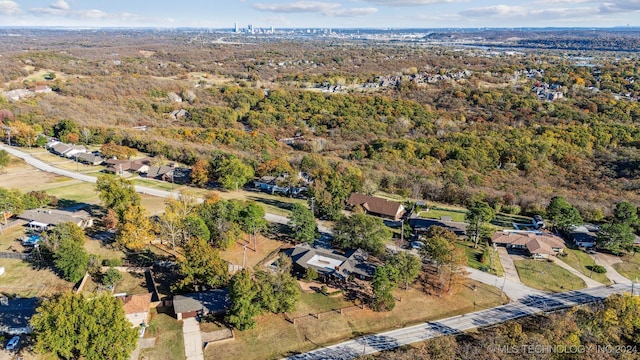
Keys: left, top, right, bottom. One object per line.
{"left": 175, "top": 237, "right": 229, "bottom": 292}
{"left": 332, "top": 213, "right": 391, "bottom": 256}
{"left": 217, "top": 157, "right": 254, "bottom": 190}
{"left": 546, "top": 196, "right": 582, "bottom": 233}
{"left": 31, "top": 291, "right": 138, "bottom": 360}
{"left": 225, "top": 269, "right": 261, "bottom": 331}
{"left": 287, "top": 203, "right": 318, "bottom": 244}
{"left": 95, "top": 174, "right": 141, "bottom": 220}
{"left": 465, "top": 200, "right": 495, "bottom": 248}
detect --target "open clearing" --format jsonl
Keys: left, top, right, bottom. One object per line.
{"left": 514, "top": 259, "right": 586, "bottom": 292}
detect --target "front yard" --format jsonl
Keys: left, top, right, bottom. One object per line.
{"left": 140, "top": 309, "right": 185, "bottom": 360}
{"left": 514, "top": 259, "right": 586, "bottom": 292}
{"left": 205, "top": 280, "right": 505, "bottom": 360}
{"left": 560, "top": 249, "right": 611, "bottom": 285}
{"left": 457, "top": 241, "right": 504, "bottom": 277}
{"left": 613, "top": 253, "right": 640, "bottom": 280}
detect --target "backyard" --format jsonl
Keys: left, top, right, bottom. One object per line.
{"left": 514, "top": 259, "right": 586, "bottom": 292}
{"left": 457, "top": 240, "right": 504, "bottom": 277}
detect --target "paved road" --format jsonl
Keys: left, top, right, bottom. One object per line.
{"left": 287, "top": 284, "right": 634, "bottom": 360}
{"left": 183, "top": 318, "right": 205, "bottom": 360}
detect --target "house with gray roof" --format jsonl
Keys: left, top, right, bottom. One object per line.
{"left": 76, "top": 152, "right": 104, "bottom": 166}
{"left": 18, "top": 208, "right": 93, "bottom": 230}
{"left": 288, "top": 244, "right": 377, "bottom": 281}
{"left": 172, "top": 289, "right": 230, "bottom": 320}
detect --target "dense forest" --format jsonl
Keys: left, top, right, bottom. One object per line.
{"left": 1, "top": 29, "right": 640, "bottom": 220}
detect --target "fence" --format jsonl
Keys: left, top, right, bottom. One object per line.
{"left": 0, "top": 252, "right": 30, "bottom": 260}
{"left": 0, "top": 219, "right": 26, "bottom": 233}
{"left": 284, "top": 304, "right": 365, "bottom": 324}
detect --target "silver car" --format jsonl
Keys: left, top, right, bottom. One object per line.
{"left": 5, "top": 336, "right": 20, "bottom": 351}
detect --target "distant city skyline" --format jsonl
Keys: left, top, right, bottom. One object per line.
{"left": 0, "top": 1, "right": 639, "bottom": 29}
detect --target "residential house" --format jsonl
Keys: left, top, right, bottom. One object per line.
{"left": 172, "top": 289, "right": 230, "bottom": 320}
{"left": 64, "top": 145, "right": 89, "bottom": 159}
{"left": 408, "top": 218, "right": 467, "bottom": 236}
{"left": 346, "top": 193, "right": 406, "bottom": 221}
{"left": 18, "top": 208, "right": 94, "bottom": 230}
{"left": 288, "top": 244, "right": 377, "bottom": 281}
{"left": 491, "top": 231, "right": 566, "bottom": 259}
{"left": 76, "top": 152, "right": 104, "bottom": 166}
{"left": 254, "top": 172, "right": 309, "bottom": 196}
{"left": 145, "top": 165, "right": 174, "bottom": 180}
{"left": 0, "top": 297, "right": 38, "bottom": 335}
{"left": 571, "top": 225, "right": 598, "bottom": 248}
{"left": 118, "top": 293, "right": 152, "bottom": 328}
{"left": 50, "top": 142, "right": 73, "bottom": 156}
{"left": 104, "top": 159, "right": 133, "bottom": 174}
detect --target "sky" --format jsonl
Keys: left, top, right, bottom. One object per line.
{"left": 1, "top": 0, "right": 639, "bottom": 29}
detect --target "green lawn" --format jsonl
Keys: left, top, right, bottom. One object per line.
{"left": 491, "top": 213, "right": 532, "bottom": 229}
{"left": 46, "top": 181, "right": 100, "bottom": 205}
{"left": 288, "top": 291, "right": 352, "bottom": 318}
{"left": 561, "top": 249, "right": 611, "bottom": 285}
{"left": 613, "top": 253, "right": 640, "bottom": 281}
{"left": 514, "top": 259, "right": 586, "bottom": 292}
{"left": 132, "top": 178, "right": 178, "bottom": 192}
{"left": 457, "top": 241, "right": 504, "bottom": 276}
{"left": 417, "top": 207, "right": 466, "bottom": 222}
{"left": 140, "top": 309, "right": 185, "bottom": 360}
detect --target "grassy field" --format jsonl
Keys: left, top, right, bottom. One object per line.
{"left": 0, "top": 258, "right": 73, "bottom": 297}
{"left": 84, "top": 238, "right": 125, "bottom": 262}
{"left": 514, "top": 259, "right": 586, "bottom": 292}
{"left": 288, "top": 291, "right": 352, "bottom": 318}
{"left": 561, "top": 249, "right": 611, "bottom": 285}
{"left": 140, "top": 309, "right": 186, "bottom": 360}
{"left": 457, "top": 241, "right": 504, "bottom": 277}
{"left": 613, "top": 254, "right": 640, "bottom": 281}
{"left": 114, "top": 271, "right": 150, "bottom": 295}
{"left": 45, "top": 181, "right": 100, "bottom": 205}
{"left": 205, "top": 281, "right": 506, "bottom": 360}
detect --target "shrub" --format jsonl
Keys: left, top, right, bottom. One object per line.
{"left": 103, "top": 258, "right": 124, "bottom": 267}
{"left": 304, "top": 267, "right": 318, "bottom": 281}
{"left": 502, "top": 205, "right": 521, "bottom": 215}
{"left": 590, "top": 265, "right": 607, "bottom": 274}
{"left": 102, "top": 267, "right": 123, "bottom": 286}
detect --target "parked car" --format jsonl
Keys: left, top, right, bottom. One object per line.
{"left": 410, "top": 241, "right": 424, "bottom": 250}
{"left": 6, "top": 335, "right": 20, "bottom": 351}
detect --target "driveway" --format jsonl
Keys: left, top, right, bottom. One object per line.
{"left": 592, "top": 252, "right": 631, "bottom": 284}
{"left": 465, "top": 267, "right": 545, "bottom": 301}
{"left": 183, "top": 317, "right": 204, "bottom": 360}
{"left": 496, "top": 247, "right": 523, "bottom": 284}
{"left": 553, "top": 258, "right": 603, "bottom": 288}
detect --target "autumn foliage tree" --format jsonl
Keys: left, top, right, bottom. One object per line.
{"left": 116, "top": 205, "right": 154, "bottom": 251}
{"left": 190, "top": 158, "right": 210, "bottom": 186}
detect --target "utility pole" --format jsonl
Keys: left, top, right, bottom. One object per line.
{"left": 400, "top": 218, "right": 405, "bottom": 244}
{"left": 310, "top": 197, "right": 315, "bottom": 216}
{"left": 242, "top": 242, "right": 247, "bottom": 269}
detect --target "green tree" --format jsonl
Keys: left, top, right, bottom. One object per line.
{"left": 597, "top": 222, "right": 635, "bottom": 255}
{"left": 217, "top": 157, "right": 254, "bottom": 191}
{"left": 52, "top": 119, "right": 79, "bottom": 142}
{"left": 387, "top": 252, "right": 422, "bottom": 290}
{"left": 54, "top": 238, "right": 90, "bottom": 283}
{"left": 116, "top": 205, "right": 154, "bottom": 251}
{"left": 226, "top": 269, "right": 261, "bottom": 331}
{"left": 184, "top": 215, "right": 211, "bottom": 242}
{"left": 102, "top": 267, "right": 123, "bottom": 287}
{"left": 287, "top": 203, "right": 318, "bottom": 243}
{"left": 613, "top": 201, "right": 639, "bottom": 227}
{"left": 175, "top": 237, "right": 229, "bottom": 292}
{"left": 465, "top": 201, "right": 495, "bottom": 248}
{"left": 546, "top": 196, "right": 582, "bottom": 233}
{"left": 95, "top": 174, "right": 141, "bottom": 220}
{"left": 240, "top": 201, "right": 267, "bottom": 250}
{"left": 371, "top": 264, "right": 399, "bottom": 311}
{"left": 197, "top": 199, "right": 243, "bottom": 250}
{"left": 255, "top": 256, "right": 299, "bottom": 314}
{"left": 332, "top": 213, "right": 391, "bottom": 256}
{"left": 31, "top": 291, "right": 138, "bottom": 360}
{"left": 43, "top": 222, "right": 86, "bottom": 253}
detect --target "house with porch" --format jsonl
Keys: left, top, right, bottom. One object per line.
{"left": 117, "top": 293, "right": 152, "bottom": 328}
{"left": 18, "top": 208, "right": 94, "bottom": 231}
{"left": 491, "top": 231, "right": 566, "bottom": 259}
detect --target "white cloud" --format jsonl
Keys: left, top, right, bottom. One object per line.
{"left": 0, "top": 0, "right": 21, "bottom": 15}
{"left": 460, "top": 4, "right": 595, "bottom": 18}
{"left": 51, "top": 0, "right": 69, "bottom": 10}
{"left": 362, "top": 0, "right": 459, "bottom": 5}
{"left": 253, "top": 1, "right": 377, "bottom": 16}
